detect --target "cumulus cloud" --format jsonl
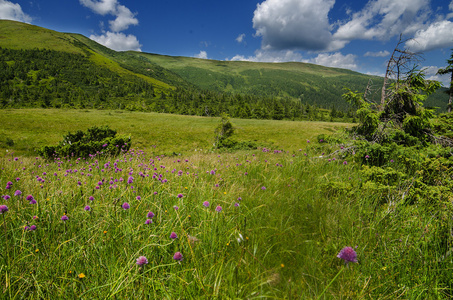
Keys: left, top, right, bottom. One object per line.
{"left": 230, "top": 49, "right": 304, "bottom": 63}
{"left": 405, "top": 20, "right": 453, "bottom": 52}
{"left": 333, "top": 0, "right": 430, "bottom": 44}
{"left": 364, "top": 50, "right": 390, "bottom": 57}
{"left": 194, "top": 51, "right": 208, "bottom": 59}
{"left": 80, "top": 0, "right": 140, "bottom": 51}
{"left": 253, "top": 0, "right": 335, "bottom": 51}
{"left": 0, "top": 0, "right": 32, "bottom": 22}
{"left": 108, "top": 4, "right": 138, "bottom": 32}
{"left": 90, "top": 31, "right": 141, "bottom": 51}
{"left": 236, "top": 33, "right": 246, "bottom": 44}
{"left": 310, "top": 52, "right": 358, "bottom": 70}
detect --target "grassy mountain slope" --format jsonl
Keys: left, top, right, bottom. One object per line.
{"left": 0, "top": 20, "right": 448, "bottom": 114}
{"left": 135, "top": 52, "right": 381, "bottom": 109}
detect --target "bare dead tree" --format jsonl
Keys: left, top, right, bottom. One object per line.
{"left": 380, "top": 34, "right": 423, "bottom": 111}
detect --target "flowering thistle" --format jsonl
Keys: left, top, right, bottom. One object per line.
{"left": 173, "top": 205, "right": 179, "bottom": 210}
{"left": 202, "top": 201, "right": 210, "bottom": 208}
{"left": 84, "top": 205, "right": 91, "bottom": 211}
{"left": 61, "top": 215, "right": 69, "bottom": 221}
{"left": 0, "top": 205, "right": 8, "bottom": 214}
{"left": 28, "top": 225, "right": 37, "bottom": 231}
{"left": 147, "top": 211, "right": 155, "bottom": 218}
{"left": 177, "top": 193, "right": 183, "bottom": 199}
{"left": 170, "top": 232, "right": 178, "bottom": 239}
{"left": 122, "top": 202, "right": 130, "bottom": 210}
{"left": 89, "top": 196, "right": 94, "bottom": 201}
{"left": 14, "top": 190, "right": 22, "bottom": 196}
{"left": 136, "top": 256, "right": 148, "bottom": 266}
{"left": 337, "top": 246, "right": 358, "bottom": 264}
{"left": 215, "top": 206, "right": 222, "bottom": 212}
{"left": 145, "top": 219, "right": 152, "bottom": 225}
{"left": 26, "top": 195, "right": 34, "bottom": 201}
{"left": 2, "top": 195, "right": 10, "bottom": 200}
{"left": 173, "top": 251, "right": 183, "bottom": 261}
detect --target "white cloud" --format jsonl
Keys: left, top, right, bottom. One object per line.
{"left": 405, "top": 20, "right": 453, "bottom": 52}
{"left": 79, "top": 0, "right": 117, "bottom": 15}
{"left": 90, "top": 31, "right": 141, "bottom": 51}
{"left": 236, "top": 33, "right": 245, "bottom": 44}
{"left": 364, "top": 50, "right": 390, "bottom": 57}
{"left": 194, "top": 50, "right": 208, "bottom": 59}
{"left": 252, "top": 0, "right": 335, "bottom": 51}
{"left": 422, "top": 66, "right": 450, "bottom": 87}
{"left": 230, "top": 49, "right": 304, "bottom": 63}
{"left": 80, "top": 0, "right": 138, "bottom": 32}
{"left": 310, "top": 52, "right": 358, "bottom": 70}
{"left": 333, "top": 0, "right": 430, "bottom": 43}
{"left": 108, "top": 4, "right": 138, "bottom": 32}
{"left": 0, "top": 0, "right": 32, "bottom": 22}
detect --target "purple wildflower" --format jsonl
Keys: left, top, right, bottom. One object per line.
{"left": 173, "top": 205, "right": 179, "bottom": 210}
{"left": 234, "top": 202, "right": 240, "bottom": 207}
{"left": 28, "top": 225, "right": 37, "bottom": 231}
{"left": 215, "top": 206, "right": 222, "bottom": 212}
{"left": 61, "top": 215, "right": 69, "bottom": 221}
{"left": 0, "top": 205, "right": 8, "bottom": 214}
{"left": 136, "top": 256, "right": 148, "bottom": 266}
{"left": 122, "top": 202, "right": 130, "bottom": 210}
{"left": 89, "top": 196, "right": 94, "bottom": 201}
{"left": 84, "top": 205, "right": 91, "bottom": 211}
{"left": 261, "top": 186, "right": 266, "bottom": 190}
{"left": 337, "top": 246, "right": 358, "bottom": 264}
{"left": 202, "top": 201, "right": 210, "bottom": 208}
{"left": 136, "top": 196, "right": 141, "bottom": 200}
{"left": 127, "top": 176, "right": 134, "bottom": 184}
{"left": 170, "top": 232, "right": 178, "bottom": 239}
{"left": 173, "top": 251, "right": 183, "bottom": 261}
{"left": 2, "top": 195, "right": 10, "bottom": 200}
{"left": 343, "top": 161, "right": 348, "bottom": 165}
{"left": 14, "top": 190, "right": 22, "bottom": 196}
{"left": 26, "top": 195, "right": 34, "bottom": 201}
{"left": 147, "top": 211, "right": 155, "bottom": 218}
{"left": 177, "top": 193, "right": 183, "bottom": 198}
{"left": 29, "top": 199, "right": 37, "bottom": 205}
{"left": 145, "top": 219, "right": 152, "bottom": 225}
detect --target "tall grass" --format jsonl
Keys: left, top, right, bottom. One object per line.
{"left": 2, "top": 143, "right": 451, "bottom": 298}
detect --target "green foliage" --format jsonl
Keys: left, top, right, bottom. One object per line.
{"left": 213, "top": 114, "right": 259, "bottom": 150}
{"left": 37, "top": 125, "right": 131, "bottom": 159}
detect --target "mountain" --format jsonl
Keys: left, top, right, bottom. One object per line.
{"left": 0, "top": 20, "right": 448, "bottom": 118}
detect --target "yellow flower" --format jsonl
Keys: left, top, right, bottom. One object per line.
{"left": 103, "top": 230, "right": 107, "bottom": 234}
{"left": 223, "top": 192, "right": 227, "bottom": 195}
{"left": 78, "top": 273, "right": 86, "bottom": 279}
{"left": 281, "top": 264, "right": 285, "bottom": 268}
{"left": 35, "top": 249, "right": 39, "bottom": 253}
{"left": 185, "top": 187, "right": 188, "bottom": 189}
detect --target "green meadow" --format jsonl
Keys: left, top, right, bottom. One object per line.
{"left": 1, "top": 109, "right": 452, "bottom": 299}
{"left": 0, "top": 109, "right": 351, "bottom": 156}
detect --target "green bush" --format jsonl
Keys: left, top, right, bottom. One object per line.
{"left": 37, "top": 125, "right": 131, "bottom": 159}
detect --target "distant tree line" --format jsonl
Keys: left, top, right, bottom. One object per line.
{"left": 0, "top": 47, "right": 358, "bottom": 121}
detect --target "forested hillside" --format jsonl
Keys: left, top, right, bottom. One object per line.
{"left": 0, "top": 20, "right": 448, "bottom": 120}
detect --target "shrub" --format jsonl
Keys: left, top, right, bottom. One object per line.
{"left": 37, "top": 125, "right": 131, "bottom": 159}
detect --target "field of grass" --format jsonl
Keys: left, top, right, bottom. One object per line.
{"left": 1, "top": 109, "right": 452, "bottom": 298}
{"left": 0, "top": 109, "right": 352, "bottom": 157}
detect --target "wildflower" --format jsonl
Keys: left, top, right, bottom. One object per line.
{"left": 0, "top": 205, "right": 9, "bottom": 214}
{"left": 237, "top": 233, "right": 244, "bottom": 243}
{"left": 170, "top": 232, "right": 178, "bottom": 239}
{"left": 78, "top": 273, "right": 86, "bottom": 279}
{"left": 147, "top": 211, "right": 155, "bottom": 218}
{"left": 33, "top": 215, "right": 38, "bottom": 220}
{"left": 26, "top": 195, "right": 34, "bottom": 201}
{"left": 202, "top": 201, "right": 210, "bottom": 208}
{"left": 29, "top": 199, "right": 37, "bottom": 205}
{"left": 61, "top": 215, "right": 69, "bottom": 221}
{"left": 261, "top": 186, "right": 266, "bottom": 190}
{"left": 343, "top": 161, "right": 347, "bottom": 165}
{"left": 127, "top": 176, "right": 134, "bottom": 184}
{"left": 237, "top": 197, "right": 242, "bottom": 201}
{"left": 145, "top": 219, "right": 152, "bottom": 225}
{"left": 2, "top": 195, "right": 10, "bottom": 200}
{"left": 173, "top": 205, "right": 179, "bottom": 210}
{"left": 136, "top": 196, "right": 141, "bottom": 200}
{"left": 84, "top": 205, "right": 91, "bottom": 211}
{"left": 177, "top": 193, "right": 183, "bottom": 198}
{"left": 215, "top": 206, "right": 222, "bottom": 212}
{"left": 136, "top": 256, "right": 148, "bottom": 266}
{"left": 173, "top": 251, "right": 183, "bottom": 261}
{"left": 28, "top": 225, "right": 37, "bottom": 231}
{"left": 234, "top": 202, "right": 240, "bottom": 207}
{"left": 337, "top": 246, "right": 358, "bottom": 264}
{"left": 365, "top": 155, "right": 370, "bottom": 159}
{"left": 89, "top": 196, "right": 94, "bottom": 201}
{"left": 122, "top": 202, "right": 130, "bottom": 210}
{"left": 14, "top": 190, "right": 22, "bottom": 196}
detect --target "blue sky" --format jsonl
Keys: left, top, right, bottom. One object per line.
{"left": 1, "top": 0, "right": 453, "bottom": 85}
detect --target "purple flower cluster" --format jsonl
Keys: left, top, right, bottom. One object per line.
{"left": 337, "top": 246, "right": 358, "bottom": 264}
